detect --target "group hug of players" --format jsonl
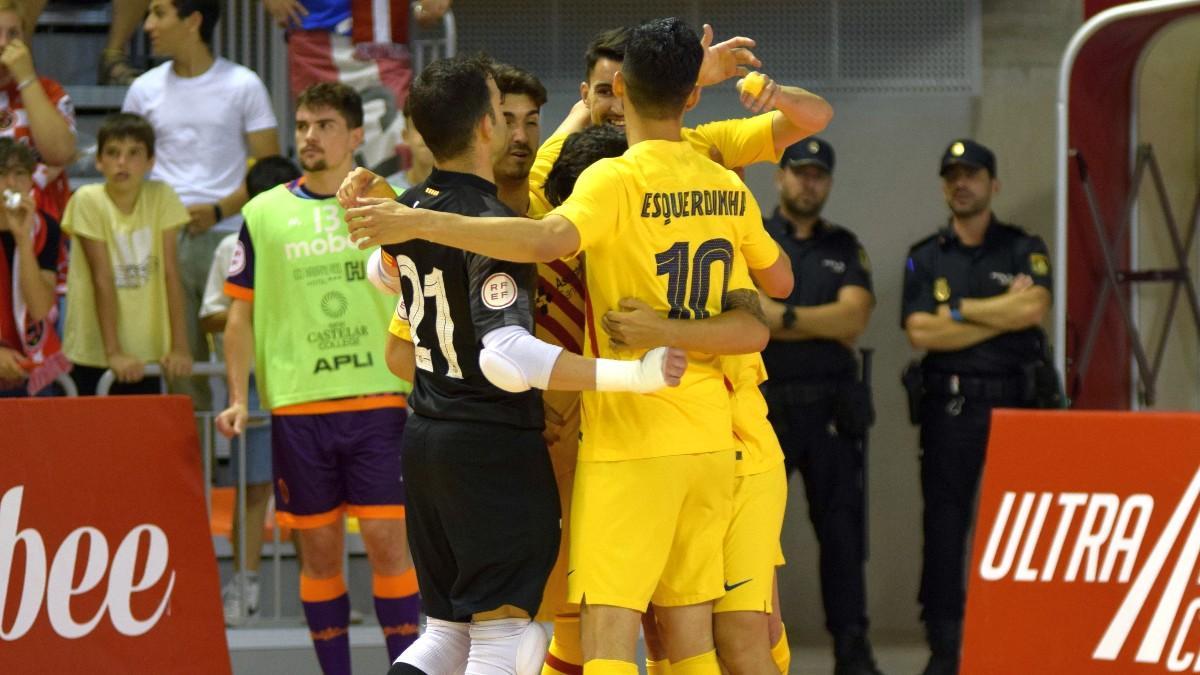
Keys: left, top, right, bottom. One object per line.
{"left": 219, "top": 14, "right": 838, "bottom": 675}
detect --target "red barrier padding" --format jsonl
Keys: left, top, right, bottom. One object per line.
{"left": 0, "top": 396, "right": 230, "bottom": 674}
{"left": 965, "top": 410, "right": 1200, "bottom": 673}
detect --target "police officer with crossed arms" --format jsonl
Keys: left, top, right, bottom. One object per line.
{"left": 901, "top": 139, "right": 1056, "bottom": 675}
{"left": 759, "top": 137, "right": 883, "bottom": 675}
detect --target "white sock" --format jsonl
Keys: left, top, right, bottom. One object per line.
{"left": 395, "top": 618, "right": 470, "bottom": 674}
{"left": 465, "top": 618, "right": 547, "bottom": 675}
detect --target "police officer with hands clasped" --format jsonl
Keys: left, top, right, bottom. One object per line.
{"left": 759, "top": 137, "right": 884, "bottom": 675}
{"left": 901, "top": 139, "right": 1061, "bottom": 675}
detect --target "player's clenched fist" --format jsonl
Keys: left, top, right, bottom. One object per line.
{"left": 337, "top": 167, "right": 396, "bottom": 209}
{"left": 345, "top": 197, "right": 427, "bottom": 248}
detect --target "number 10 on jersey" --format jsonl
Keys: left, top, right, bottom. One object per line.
{"left": 655, "top": 238, "right": 734, "bottom": 319}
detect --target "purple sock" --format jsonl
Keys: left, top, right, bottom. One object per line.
{"left": 375, "top": 592, "right": 421, "bottom": 660}
{"left": 303, "top": 593, "right": 351, "bottom": 675}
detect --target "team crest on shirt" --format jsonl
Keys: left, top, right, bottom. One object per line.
{"left": 0, "top": 109, "right": 14, "bottom": 132}
{"left": 482, "top": 272, "right": 518, "bottom": 310}
{"left": 934, "top": 277, "right": 951, "bottom": 302}
{"left": 228, "top": 240, "right": 247, "bottom": 276}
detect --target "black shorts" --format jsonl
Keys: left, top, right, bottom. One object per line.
{"left": 402, "top": 414, "right": 560, "bottom": 621}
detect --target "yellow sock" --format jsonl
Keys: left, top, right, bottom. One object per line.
{"left": 543, "top": 615, "right": 584, "bottom": 675}
{"left": 771, "top": 624, "right": 791, "bottom": 675}
{"left": 646, "top": 659, "right": 672, "bottom": 675}
{"left": 671, "top": 650, "right": 720, "bottom": 675}
{"left": 582, "top": 659, "right": 638, "bottom": 675}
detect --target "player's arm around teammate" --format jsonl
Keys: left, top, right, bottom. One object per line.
{"left": 365, "top": 245, "right": 689, "bottom": 394}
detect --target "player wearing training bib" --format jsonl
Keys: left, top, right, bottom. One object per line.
{"left": 340, "top": 20, "right": 797, "bottom": 674}
{"left": 216, "top": 83, "right": 417, "bottom": 675}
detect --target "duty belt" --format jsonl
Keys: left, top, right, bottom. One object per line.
{"left": 922, "top": 372, "right": 1025, "bottom": 401}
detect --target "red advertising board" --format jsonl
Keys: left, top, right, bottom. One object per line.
{"left": 965, "top": 410, "right": 1200, "bottom": 673}
{"left": 1, "top": 396, "right": 230, "bottom": 674}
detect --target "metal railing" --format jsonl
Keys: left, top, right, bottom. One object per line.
{"left": 95, "top": 361, "right": 292, "bottom": 625}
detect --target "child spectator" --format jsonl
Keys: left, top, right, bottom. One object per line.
{"left": 0, "top": 137, "right": 67, "bottom": 396}
{"left": 198, "top": 155, "right": 301, "bottom": 626}
{"left": 62, "top": 112, "right": 192, "bottom": 395}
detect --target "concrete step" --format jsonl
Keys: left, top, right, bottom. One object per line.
{"left": 229, "top": 627, "right": 388, "bottom": 675}
{"left": 67, "top": 84, "right": 128, "bottom": 110}
{"left": 37, "top": 2, "right": 111, "bottom": 28}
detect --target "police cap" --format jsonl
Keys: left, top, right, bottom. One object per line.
{"left": 780, "top": 136, "right": 834, "bottom": 174}
{"left": 940, "top": 139, "right": 996, "bottom": 177}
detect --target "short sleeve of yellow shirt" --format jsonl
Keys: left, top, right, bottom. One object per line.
{"left": 548, "top": 158, "right": 623, "bottom": 255}
{"left": 734, "top": 192, "right": 780, "bottom": 271}
{"left": 684, "top": 113, "right": 780, "bottom": 169}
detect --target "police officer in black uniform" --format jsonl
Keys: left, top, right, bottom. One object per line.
{"left": 760, "top": 138, "right": 882, "bottom": 675}
{"left": 901, "top": 139, "right": 1054, "bottom": 675}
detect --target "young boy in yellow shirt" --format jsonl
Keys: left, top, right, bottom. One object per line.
{"left": 63, "top": 112, "right": 192, "bottom": 394}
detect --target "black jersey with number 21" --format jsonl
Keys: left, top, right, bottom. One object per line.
{"left": 382, "top": 168, "right": 542, "bottom": 429}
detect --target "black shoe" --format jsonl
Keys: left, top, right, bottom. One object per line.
{"left": 834, "top": 625, "right": 885, "bottom": 675}
{"left": 920, "top": 620, "right": 961, "bottom": 675}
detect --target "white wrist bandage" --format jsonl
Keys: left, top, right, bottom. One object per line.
{"left": 367, "top": 248, "right": 401, "bottom": 295}
{"left": 479, "top": 325, "right": 563, "bottom": 393}
{"left": 594, "top": 347, "right": 670, "bottom": 393}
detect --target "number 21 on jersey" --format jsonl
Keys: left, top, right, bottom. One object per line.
{"left": 392, "top": 254, "right": 463, "bottom": 378}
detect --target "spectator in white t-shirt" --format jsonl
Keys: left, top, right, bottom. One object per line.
{"left": 123, "top": 0, "right": 279, "bottom": 409}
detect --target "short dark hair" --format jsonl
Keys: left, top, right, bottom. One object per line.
{"left": 622, "top": 18, "right": 702, "bottom": 120}
{"left": 170, "top": 0, "right": 220, "bottom": 46}
{"left": 545, "top": 125, "right": 628, "bottom": 207}
{"left": 296, "top": 82, "right": 364, "bottom": 129}
{"left": 0, "top": 138, "right": 36, "bottom": 174}
{"left": 246, "top": 156, "right": 301, "bottom": 198}
{"left": 585, "top": 26, "right": 630, "bottom": 80}
{"left": 492, "top": 63, "right": 547, "bottom": 108}
{"left": 98, "top": 112, "right": 156, "bottom": 158}
{"left": 408, "top": 54, "right": 495, "bottom": 162}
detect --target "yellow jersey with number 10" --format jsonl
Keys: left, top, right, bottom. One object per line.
{"left": 550, "top": 139, "right": 779, "bottom": 462}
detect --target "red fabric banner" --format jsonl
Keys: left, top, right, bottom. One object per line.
{"left": 0, "top": 396, "right": 230, "bottom": 674}
{"left": 964, "top": 410, "right": 1200, "bottom": 673}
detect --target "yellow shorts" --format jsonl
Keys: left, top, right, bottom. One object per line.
{"left": 568, "top": 450, "right": 736, "bottom": 610}
{"left": 714, "top": 461, "right": 788, "bottom": 614}
{"left": 536, "top": 389, "right": 582, "bottom": 622}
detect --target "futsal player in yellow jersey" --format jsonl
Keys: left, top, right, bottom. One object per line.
{"left": 344, "top": 18, "right": 794, "bottom": 675}
{"left": 523, "top": 25, "right": 831, "bottom": 675}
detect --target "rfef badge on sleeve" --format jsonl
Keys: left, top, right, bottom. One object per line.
{"left": 482, "top": 273, "right": 518, "bottom": 310}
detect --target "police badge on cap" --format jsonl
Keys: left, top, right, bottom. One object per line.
{"left": 780, "top": 137, "right": 835, "bottom": 173}
{"left": 940, "top": 139, "right": 996, "bottom": 177}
